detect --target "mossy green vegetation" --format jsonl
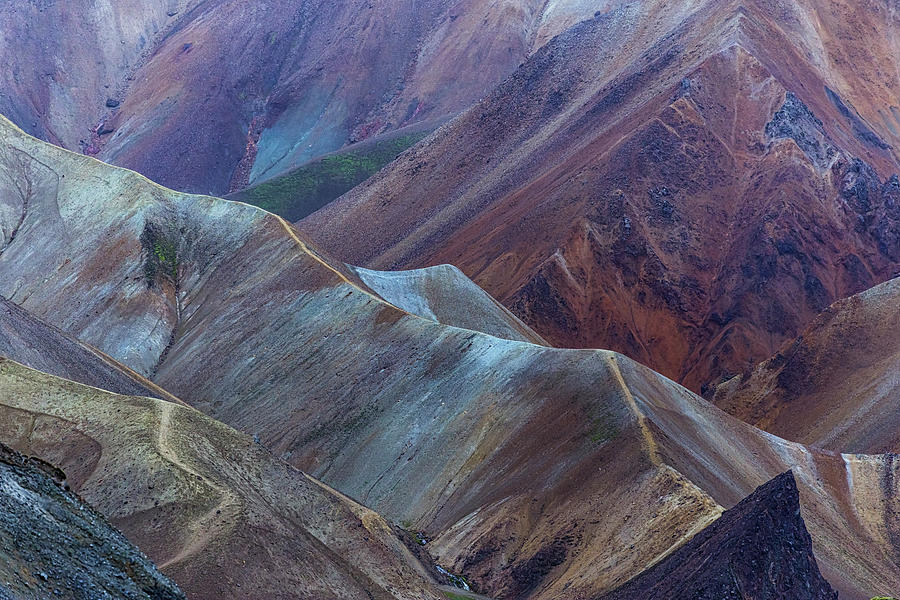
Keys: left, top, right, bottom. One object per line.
{"left": 140, "top": 222, "right": 179, "bottom": 286}
{"left": 442, "top": 592, "right": 473, "bottom": 600}
{"left": 231, "top": 130, "right": 429, "bottom": 221}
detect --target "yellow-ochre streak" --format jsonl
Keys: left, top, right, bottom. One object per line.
{"left": 606, "top": 353, "right": 662, "bottom": 466}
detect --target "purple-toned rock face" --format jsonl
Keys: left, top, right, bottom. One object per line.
{"left": 2, "top": 3, "right": 900, "bottom": 600}
{"left": 0, "top": 0, "right": 598, "bottom": 195}
{"left": 300, "top": 0, "right": 900, "bottom": 396}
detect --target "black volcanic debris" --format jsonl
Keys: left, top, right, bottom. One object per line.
{"left": 598, "top": 472, "right": 838, "bottom": 600}
{"left": 839, "top": 158, "right": 900, "bottom": 261}
{"left": 766, "top": 92, "right": 837, "bottom": 167}
{"left": 0, "top": 443, "right": 186, "bottom": 600}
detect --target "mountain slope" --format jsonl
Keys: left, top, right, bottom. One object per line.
{"left": 0, "top": 115, "right": 896, "bottom": 599}
{"left": 599, "top": 471, "right": 837, "bottom": 600}
{"left": 0, "top": 441, "right": 186, "bottom": 600}
{"left": 351, "top": 264, "right": 546, "bottom": 344}
{"left": 1, "top": 0, "right": 603, "bottom": 195}
{"left": 0, "top": 358, "right": 440, "bottom": 600}
{"left": 715, "top": 276, "right": 900, "bottom": 453}
{"left": 301, "top": 0, "right": 900, "bottom": 393}
{"left": 0, "top": 296, "right": 179, "bottom": 402}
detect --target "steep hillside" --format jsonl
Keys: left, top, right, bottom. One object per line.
{"left": 1, "top": 0, "right": 602, "bottom": 195}
{"left": 0, "top": 441, "right": 185, "bottom": 600}
{"left": 227, "top": 121, "right": 436, "bottom": 221}
{"left": 599, "top": 472, "right": 837, "bottom": 600}
{"left": 0, "top": 296, "right": 179, "bottom": 402}
{"left": 0, "top": 358, "right": 440, "bottom": 600}
{"left": 715, "top": 276, "right": 900, "bottom": 453}
{"left": 302, "top": 0, "right": 900, "bottom": 393}
{"left": 0, "top": 115, "right": 897, "bottom": 600}
{"left": 351, "top": 264, "right": 546, "bottom": 344}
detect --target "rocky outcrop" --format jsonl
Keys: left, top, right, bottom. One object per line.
{"left": 598, "top": 471, "right": 837, "bottom": 600}
{"left": 302, "top": 0, "right": 900, "bottom": 394}
{"left": 0, "top": 442, "right": 186, "bottom": 600}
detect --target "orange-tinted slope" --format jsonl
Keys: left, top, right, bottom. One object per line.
{"left": 302, "top": 0, "right": 900, "bottom": 393}
{"left": 0, "top": 359, "right": 442, "bottom": 600}
{"left": 715, "top": 276, "right": 900, "bottom": 453}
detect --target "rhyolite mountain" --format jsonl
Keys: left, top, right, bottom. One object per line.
{"left": 0, "top": 116, "right": 898, "bottom": 599}
{"left": 0, "top": 440, "right": 186, "bottom": 600}
{"left": 0, "top": 296, "right": 179, "bottom": 403}
{"left": 302, "top": 0, "right": 900, "bottom": 394}
{"left": 0, "top": 0, "right": 601, "bottom": 195}
{"left": 715, "top": 275, "right": 900, "bottom": 454}
{"left": 599, "top": 471, "right": 838, "bottom": 600}
{"left": 0, "top": 358, "right": 443, "bottom": 600}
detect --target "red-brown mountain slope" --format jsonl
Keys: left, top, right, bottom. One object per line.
{"left": 302, "top": 0, "right": 900, "bottom": 393}
{"left": 715, "top": 275, "right": 900, "bottom": 453}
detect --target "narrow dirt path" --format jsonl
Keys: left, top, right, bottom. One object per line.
{"left": 154, "top": 401, "right": 241, "bottom": 569}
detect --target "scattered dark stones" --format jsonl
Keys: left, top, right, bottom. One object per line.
{"left": 508, "top": 538, "right": 570, "bottom": 599}
{"left": 825, "top": 86, "right": 892, "bottom": 150}
{"left": 105, "top": 98, "right": 120, "bottom": 108}
{"left": 765, "top": 92, "right": 837, "bottom": 167}
{"left": 0, "top": 443, "right": 185, "bottom": 600}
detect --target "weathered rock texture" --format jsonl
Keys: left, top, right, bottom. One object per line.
{"left": 0, "top": 296, "right": 178, "bottom": 402}
{"left": 715, "top": 276, "right": 900, "bottom": 453}
{"left": 0, "top": 358, "right": 441, "bottom": 600}
{"left": 0, "top": 441, "right": 186, "bottom": 600}
{"left": 0, "top": 0, "right": 600, "bottom": 194}
{"left": 302, "top": 0, "right": 900, "bottom": 395}
{"left": 0, "top": 115, "right": 896, "bottom": 600}
{"left": 599, "top": 471, "right": 837, "bottom": 600}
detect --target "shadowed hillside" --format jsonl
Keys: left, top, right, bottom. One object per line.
{"left": 715, "top": 276, "right": 900, "bottom": 453}
{"left": 599, "top": 471, "right": 837, "bottom": 600}
{"left": 0, "top": 0, "right": 600, "bottom": 195}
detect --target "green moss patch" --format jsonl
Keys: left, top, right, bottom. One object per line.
{"left": 140, "top": 222, "right": 179, "bottom": 286}
{"left": 230, "top": 130, "right": 429, "bottom": 221}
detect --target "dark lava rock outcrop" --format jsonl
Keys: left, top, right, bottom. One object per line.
{"left": 598, "top": 471, "right": 837, "bottom": 600}
{"left": 0, "top": 442, "right": 185, "bottom": 600}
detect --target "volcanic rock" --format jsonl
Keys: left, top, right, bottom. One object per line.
{"left": 598, "top": 471, "right": 837, "bottom": 600}
{"left": 0, "top": 441, "right": 186, "bottom": 600}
